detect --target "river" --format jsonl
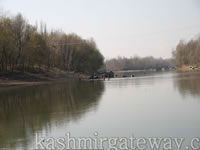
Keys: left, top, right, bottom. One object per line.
{"left": 0, "top": 71, "right": 200, "bottom": 149}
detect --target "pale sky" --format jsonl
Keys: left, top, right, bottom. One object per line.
{"left": 0, "top": 0, "right": 200, "bottom": 59}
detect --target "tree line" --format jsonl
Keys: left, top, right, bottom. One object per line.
{"left": 0, "top": 13, "right": 104, "bottom": 74}
{"left": 173, "top": 37, "right": 200, "bottom": 67}
{"left": 105, "top": 56, "right": 174, "bottom": 71}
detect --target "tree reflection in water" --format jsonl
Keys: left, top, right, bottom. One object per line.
{"left": 0, "top": 80, "right": 104, "bottom": 149}
{"left": 174, "top": 72, "right": 200, "bottom": 98}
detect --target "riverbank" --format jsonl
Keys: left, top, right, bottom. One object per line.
{"left": 177, "top": 65, "right": 200, "bottom": 72}
{"left": 0, "top": 69, "right": 88, "bottom": 88}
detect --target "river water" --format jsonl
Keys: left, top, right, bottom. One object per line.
{"left": 0, "top": 71, "right": 200, "bottom": 149}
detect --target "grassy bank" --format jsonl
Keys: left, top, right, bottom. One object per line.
{"left": 0, "top": 68, "right": 88, "bottom": 88}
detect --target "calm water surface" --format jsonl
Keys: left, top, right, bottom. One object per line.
{"left": 0, "top": 72, "right": 200, "bottom": 149}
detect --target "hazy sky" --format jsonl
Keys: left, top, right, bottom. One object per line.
{"left": 0, "top": 0, "right": 200, "bottom": 59}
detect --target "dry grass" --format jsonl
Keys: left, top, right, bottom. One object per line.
{"left": 177, "top": 65, "right": 200, "bottom": 72}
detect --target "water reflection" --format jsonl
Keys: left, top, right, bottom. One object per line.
{"left": 173, "top": 72, "right": 200, "bottom": 98}
{"left": 0, "top": 80, "right": 104, "bottom": 149}
{"left": 1, "top": 72, "right": 200, "bottom": 150}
